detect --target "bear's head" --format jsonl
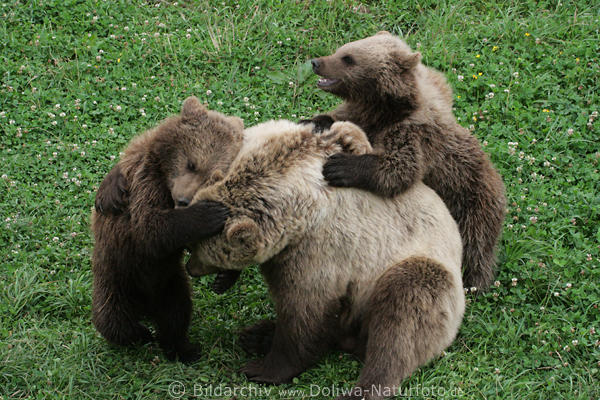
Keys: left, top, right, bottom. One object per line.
{"left": 185, "top": 120, "right": 372, "bottom": 277}
{"left": 144, "top": 96, "right": 244, "bottom": 208}
{"left": 310, "top": 31, "right": 421, "bottom": 102}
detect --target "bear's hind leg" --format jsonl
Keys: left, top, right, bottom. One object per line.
{"left": 92, "top": 286, "right": 153, "bottom": 346}
{"left": 337, "top": 257, "right": 463, "bottom": 400}
{"left": 153, "top": 268, "right": 199, "bottom": 363}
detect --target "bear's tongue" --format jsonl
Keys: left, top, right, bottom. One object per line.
{"left": 317, "top": 78, "right": 339, "bottom": 88}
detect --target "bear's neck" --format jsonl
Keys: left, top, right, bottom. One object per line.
{"left": 341, "top": 92, "right": 419, "bottom": 134}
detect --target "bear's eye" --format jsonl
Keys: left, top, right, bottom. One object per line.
{"left": 187, "top": 160, "right": 196, "bottom": 171}
{"left": 341, "top": 55, "right": 355, "bottom": 65}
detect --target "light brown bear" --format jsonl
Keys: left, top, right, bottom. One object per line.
{"left": 307, "top": 32, "right": 506, "bottom": 290}
{"left": 187, "top": 120, "right": 465, "bottom": 399}
{"left": 91, "top": 97, "right": 242, "bottom": 362}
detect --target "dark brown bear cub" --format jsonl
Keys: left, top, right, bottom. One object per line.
{"left": 91, "top": 97, "right": 243, "bottom": 362}
{"left": 308, "top": 32, "right": 506, "bottom": 290}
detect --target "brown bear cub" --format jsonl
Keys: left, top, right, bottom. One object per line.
{"left": 307, "top": 32, "right": 506, "bottom": 290}
{"left": 91, "top": 96, "right": 243, "bottom": 362}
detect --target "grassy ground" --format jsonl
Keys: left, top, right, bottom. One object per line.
{"left": 1, "top": 0, "right": 598, "bottom": 399}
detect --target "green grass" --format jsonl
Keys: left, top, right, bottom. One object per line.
{"left": 1, "top": 0, "right": 599, "bottom": 399}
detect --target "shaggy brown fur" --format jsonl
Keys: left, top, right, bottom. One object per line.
{"left": 308, "top": 32, "right": 506, "bottom": 290}
{"left": 187, "top": 120, "right": 464, "bottom": 399}
{"left": 91, "top": 97, "right": 243, "bottom": 362}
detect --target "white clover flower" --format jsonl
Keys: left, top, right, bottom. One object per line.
{"left": 206, "top": 89, "right": 212, "bottom": 96}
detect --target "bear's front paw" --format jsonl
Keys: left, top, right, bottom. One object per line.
{"left": 95, "top": 165, "right": 129, "bottom": 215}
{"left": 240, "top": 357, "right": 297, "bottom": 384}
{"left": 299, "top": 114, "right": 335, "bottom": 133}
{"left": 164, "top": 343, "right": 202, "bottom": 364}
{"left": 189, "top": 200, "right": 230, "bottom": 237}
{"left": 326, "top": 122, "right": 372, "bottom": 155}
{"left": 323, "top": 153, "right": 364, "bottom": 188}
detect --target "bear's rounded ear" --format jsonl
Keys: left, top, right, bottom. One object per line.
{"left": 376, "top": 30, "right": 391, "bottom": 36}
{"left": 226, "top": 216, "right": 259, "bottom": 246}
{"left": 391, "top": 51, "right": 421, "bottom": 70}
{"left": 226, "top": 116, "right": 244, "bottom": 132}
{"left": 408, "top": 52, "right": 422, "bottom": 67}
{"left": 181, "top": 96, "right": 207, "bottom": 123}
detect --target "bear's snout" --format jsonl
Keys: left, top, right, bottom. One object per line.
{"left": 311, "top": 58, "right": 321, "bottom": 73}
{"left": 175, "top": 197, "right": 190, "bottom": 208}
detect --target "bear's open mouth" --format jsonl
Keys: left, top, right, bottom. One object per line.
{"left": 317, "top": 78, "right": 339, "bottom": 88}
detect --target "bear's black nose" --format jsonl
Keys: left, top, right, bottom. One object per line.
{"left": 311, "top": 59, "right": 321, "bottom": 72}
{"left": 176, "top": 197, "right": 190, "bottom": 207}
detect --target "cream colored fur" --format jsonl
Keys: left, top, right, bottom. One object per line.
{"left": 188, "top": 120, "right": 465, "bottom": 398}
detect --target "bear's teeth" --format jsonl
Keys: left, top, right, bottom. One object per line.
{"left": 318, "top": 78, "right": 338, "bottom": 87}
